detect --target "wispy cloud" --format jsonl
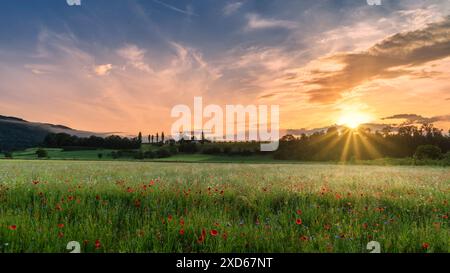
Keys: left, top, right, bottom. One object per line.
{"left": 383, "top": 114, "right": 450, "bottom": 125}
{"left": 153, "top": 0, "right": 197, "bottom": 16}
{"left": 223, "top": 2, "right": 242, "bottom": 16}
{"left": 94, "top": 64, "right": 113, "bottom": 76}
{"left": 116, "top": 44, "right": 152, "bottom": 73}
{"left": 245, "top": 13, "right": 297, "bottom": 31}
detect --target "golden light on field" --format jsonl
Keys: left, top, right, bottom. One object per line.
{"left": 337, "top": 112, "right": 372, "bottom": 129}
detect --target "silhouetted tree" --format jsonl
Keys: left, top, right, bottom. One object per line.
{"left": 201, "top": 130, "right": 205, "bottom": 144}
{"left": 414, "top": 145, "right": 442, "bottom": 160}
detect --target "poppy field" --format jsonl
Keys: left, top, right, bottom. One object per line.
{"left": 0, "top": 160, "right": 448, "bottom": 253}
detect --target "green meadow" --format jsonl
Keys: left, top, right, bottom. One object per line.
{"left": 0, "top": 160, "right": 448, "bottom": 253}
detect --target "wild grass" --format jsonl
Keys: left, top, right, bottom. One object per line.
{"left": 0, "top": 160, "right": 448, "bottom": 253}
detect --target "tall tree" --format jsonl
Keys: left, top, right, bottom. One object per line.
{"left": 161, "top": 132, "right": 165, "bottom": 143}
{"left": 156, "top": 133, "right": 159, "bottom": 143}
{"left": 138, "top": 132, "right": 142, "bottom": 145}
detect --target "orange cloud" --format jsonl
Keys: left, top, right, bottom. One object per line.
{"left": 303, "top": 16, "right": 450, "bottom": 103}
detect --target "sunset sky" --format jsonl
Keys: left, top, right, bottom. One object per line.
{"left": 0, "top": 0, "right": 449, "bottom": 136}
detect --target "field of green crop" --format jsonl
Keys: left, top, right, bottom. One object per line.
{"left": 0, "top": 160, "right": 448, "bottom": 253}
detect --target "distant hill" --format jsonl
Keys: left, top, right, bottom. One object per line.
{"left": 0, "top": 115, "right": 100, "bottom": 151}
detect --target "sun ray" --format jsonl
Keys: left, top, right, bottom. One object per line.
{"left": 340, "top": 129, "right": 353, "bottom": 162}
{"left": 315, "top": 130, "right": 342, "bottom": 160}
{"left": 357, "top": 132, "right": 383, "bottom": 159}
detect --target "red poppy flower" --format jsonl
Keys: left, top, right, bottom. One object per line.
{"left": 58, "top": 223, "right": 65, "bottom": 229}
{"left": 324, "top": 224, "right": 331, "bottom": 230}
{"left": 149, "top": 180, "right": 155, "bottom": 186}
{"left": 32, "top": 180, "right": 39, "bottom": 185}
{"left": 222, "top": 232, "right": 228, "bottom": 240}
{"left": 179, "top": 229, "right": 185, "bottom": 235}
{"left": 197, "top": 228, "right": 207, "bottom": 243}
{"left": 95, "top": 195, "right": 101, "bottom": 201}
{"left": 179, "top": 218, "right": 185, "bottom": 226}
{"left": 168, "top": 215, "right": 173, "bottom": 222}
{"left": 8, "top": 225, "right": 17, "bottom": 231}
{"left": 296, "top": 219, "right": 302, "bottom": 225}
{"left": 58, "top": 232, "right": 64, "bottom": 238}
{"left": 210, "top": 229, "right": 219, "bottom": 236}
{"left": 296, "top": 209, "right": 302, "bottom": 215}
{"left": 300, "top": 235, "right": 309, "bottom": 241}
{"left": 95, "top": 239, "right": 101, "bottom": 249}
{"left": 362, "top": 223, "right": 369, "bottom": 229}
{"left": 422, "top": 243, "right": 430, "bottom": 249}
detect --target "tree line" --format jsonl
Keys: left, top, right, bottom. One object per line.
{"left": 43, "top": 133, "right": 142, "bottom": 149}
{"left": 274, "top": 124, "right": 450, "bottom": 161}
{"left": 38, "top": 123, "right": 450, "bottom": 163}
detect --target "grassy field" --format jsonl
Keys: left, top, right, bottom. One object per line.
{"left": 2, "top": 148, "right": 447, "bottom": 166}
{"left": 0, "top": 148, "right": 275, "bottom": 163}
{"left": 0, "top": 148, "right": 120, "bottom": 160}
{"left": 0, "top": 160, "right": 448, "bottom": 253}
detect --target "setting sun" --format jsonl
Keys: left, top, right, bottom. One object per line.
{"left": 338, "top": 112, "right": 372, "bottom": 129}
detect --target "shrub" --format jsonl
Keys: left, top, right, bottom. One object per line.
{"left": 36, "top": 149, "right": 48, "bottom": 158}
{"left": 414, "top": 145, "right": 442, "bottom": 160}
{"left": 4, "top": 152, "right": 13, "bottom": 159}
{"left": 223, "top": 146, "right": 232, "bottom": 155}
{"left": 156, "top": 149, "right": 171, "bottom": 158}
{"left": 240, "top": 149, "right": 254, "bottom": 156}
{"left": 134, "top": 151, "right": 144, "bottom": 160}
{"left": 97, "top": 153, "right": 103, "bottom": 159}
{"left": 179, "top": 142, "right": 198, "bottom": 154}
{"left": 202, "top": 147, "right": 222, "bottom": 155}
{"left": 168, "top": 145, "right": 178, "bottom": 155}
{"left": 442, "top": 152, "right": 450, "bottom": 165}
{"left": 144, "top": 151, "right": 155, "bottom": 159}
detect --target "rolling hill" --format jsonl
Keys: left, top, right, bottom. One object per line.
{"left": 0, "top": 115, "right": 100, "bottom": 151}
